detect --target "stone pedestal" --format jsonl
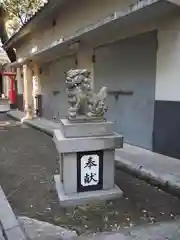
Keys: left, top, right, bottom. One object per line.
{"left": 53, "top": 119, "right": 124, "bottom": 207}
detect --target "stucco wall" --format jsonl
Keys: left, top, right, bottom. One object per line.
{"left": 41, "top": 56, "right": 76, "bottom": 120}
{"left": 156, "top": 15, "right": 180, "bottom": 101}
{"left": 77, "top": 47, "right": 93, "bottom": 72}
{"left": 153, "top": 14, "right": 180, "bottom": 158}
{"left": 94, "top": 31, "right": 157, "bottom": 150}
{"left": 16, "top": 0, "right": 136, "bottom": 58}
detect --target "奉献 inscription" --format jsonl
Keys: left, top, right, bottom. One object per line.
{"left": 81, "top": 154, "right": 99, "bottom": 187}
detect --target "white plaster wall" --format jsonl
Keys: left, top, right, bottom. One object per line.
{"left": 16, "top": 0, "right": 135, "bottom": 58}
{"left": 156, "top": 16, "right": 180, "bottom": 101}
{"left": 77, "top": 47, "right": 93, "bottom": 72}
{"left": 14, "top": 0, "right": 180, "bottom": 107}
{"left": 53, "top": 0, "right": 132, "bottom": 39}
{"left": 76, "top": 46, "right": 94, "bottom": 86}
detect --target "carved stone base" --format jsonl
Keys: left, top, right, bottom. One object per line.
{"left": 60, "top": 119, "right": 114, "bottom": 138}
{"left": 54, "top": 175, "right": 123, "bottom": 207}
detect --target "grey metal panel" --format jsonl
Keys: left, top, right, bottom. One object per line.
{"left": 41, "top": 56, "right": 76, "bottom": 120}
{"left": 94, "top": 31, "right": 157, "bottom": 150}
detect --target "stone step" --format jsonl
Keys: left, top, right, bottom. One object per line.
{"left": 18, "top": 216, "right": 77, "bottom": 240}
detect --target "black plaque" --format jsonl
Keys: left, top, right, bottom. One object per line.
{"left": 77, "top": 150, "right": 103, "bottom": 192}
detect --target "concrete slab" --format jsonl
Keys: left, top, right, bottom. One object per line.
{"left": 77, "top": 219, "right": 180, "bottom": 240}
{"left": 77, "top": 233, "right": 132, "bottom": 240}
{"left": 0, "top": 187, "right": 27, "bottom": 240}
{"left": 0, "top": 105, "right": 10, "bottom": 113}
{"left": 7, "top": 110, "right": 58, "bottom": 136}
{"left": 17, "top": 216, "right": 180, "bottom": 240}
{"left": 0, "top": 187, "right": 19, "bottom": 231}
{"left": 18, "top": 216, "right": 77, "bottom": 240}
{"left": 54, "top": 175, "right": 123, "bottom": 207}
{"left": 127, "top": 219, "right": 180, "bottom": 240}
{"left": 5, "top": 226, "right": 26, "bottom": 240}
{"left": 115, "top": 144, "right": 180, "bottom": 197}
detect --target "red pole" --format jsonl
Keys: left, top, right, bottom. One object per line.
{"left": 0, "top": 72, "right": 17, "bottom": 108}
{"left": 8, "top": 76, "right": 16, "bottom": 106}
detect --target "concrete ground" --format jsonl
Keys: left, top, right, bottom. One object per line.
{"left": 1, "top": 113, "right": 180, "bottom": 238}
{"left": 7, "top": 110, "right": 180, "bottom": 198}
{"left": 77, "top": 219, "right": 180, "bottom": 240}
{"left": 0, "top": 99, "right": 10, "bottom": 113}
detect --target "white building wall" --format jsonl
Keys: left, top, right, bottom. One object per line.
{"left": 16, "top": 0, "right": 136, "bottom": 58}
{"left": 153, "top": 14, "right": 180, "bottom": 159}
{"left": 156, "top": 16, "right": 180, "bottom": 101}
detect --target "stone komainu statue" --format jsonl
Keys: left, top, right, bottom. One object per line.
{"left": 66, "top": 69, "right": 108, "bottom": 121}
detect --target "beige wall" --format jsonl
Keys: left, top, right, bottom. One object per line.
{"left": 16, "top": 0, "right": 135, "bottom": 58}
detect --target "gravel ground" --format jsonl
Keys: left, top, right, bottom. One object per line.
{"left": 0, "top": 113, "right": 180, "bottom": 235}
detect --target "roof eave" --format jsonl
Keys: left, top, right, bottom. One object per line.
{"left": 16, "top": 0, "right": 180, "bottom": 65}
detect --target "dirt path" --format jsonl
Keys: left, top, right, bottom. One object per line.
{"left": 0, "top": 113, "right": 180, "bottom": 235}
